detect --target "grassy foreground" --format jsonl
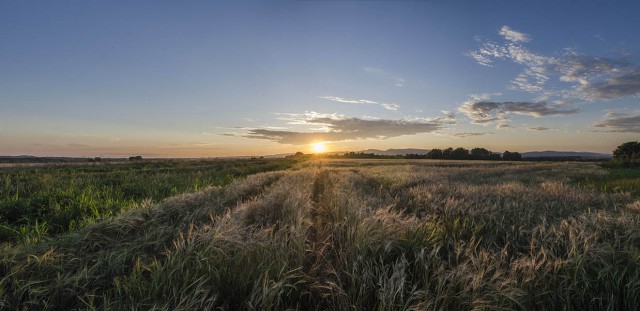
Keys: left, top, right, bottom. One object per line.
{"left": 1, "top": 159, "right": 639, "bottom": 310}
{"left": 0, "top": 158, "right": 298, "bottom": 244}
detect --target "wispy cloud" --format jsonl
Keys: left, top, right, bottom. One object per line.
{"left": 319, "top": 96, "right": 399, "bottom": 111}
{"left": 557, "top": 53, "right": 640, "bottom": 99}
{"left": 228, "top": 111, "right": 448, "bottom": 145}
{"left": 528, "top": 126, "right": 553, "bottom": 131}
{"left": 458, "top": 97, "right": 579, "bottom": 126}
{"left": 363, "top": 67, "right": 384, "bottom": 74}
{"left": 381, "top": 103, "right": 399, "bottom": 111}
{"left": 499, "top": 26, "right": 530, "bottom": 43}
{"left": 593, "top": 111, "right": 640, "bottom": 133}
{"left": 423, "top": 111, "right": 457, "bottom": 122}
{"left": 470, "top": 25, "right": 640, "bottom": 100}
{"left": 450, "top": 132, "right": 493, "bottom": 138}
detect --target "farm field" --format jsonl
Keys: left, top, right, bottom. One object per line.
{"left": 1, "top": 159, "right": 639, "bottom": 310}
{"left": 0, "top": 158, "right": 298, "bottom": 244}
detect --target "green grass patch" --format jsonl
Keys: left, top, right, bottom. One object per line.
{"left": 0, "top": 158, "right": 298, "bottom": 244}
{"left": 574, "top": 167, "right": 640, "bottom": 197}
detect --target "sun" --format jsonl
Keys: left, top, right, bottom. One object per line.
{"left": 311, "top": 142, "right": 326, "bottom": 153}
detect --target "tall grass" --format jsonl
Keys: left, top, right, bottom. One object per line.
{"left": 1, "top": 160, "right": 638, "bottom": 309}
{"left": 0, "top": 158, "right": 298, "bottom": 243}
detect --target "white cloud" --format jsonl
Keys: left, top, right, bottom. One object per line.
{"left": 319, "top": 96, "right": 378, "bottom": 104}
{"left": 320, "top": 96, "right": 400, "bottom": 111}
{"left": 470, "top": 26, "right": 640, "bottom": 100}
{"left": 381, "top": 103, "right": 399, "bottom": 111}
{"left": 499, "top": 25, "right": 530, "bottom": 43}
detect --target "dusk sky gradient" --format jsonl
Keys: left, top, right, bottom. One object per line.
{"left": 1, "top": 1, "right": 639, "bottom": 157}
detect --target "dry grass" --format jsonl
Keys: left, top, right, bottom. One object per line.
{"left": 1, "top": 159, "right": 638, "bottom": 310}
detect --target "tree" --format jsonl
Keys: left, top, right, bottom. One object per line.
{"left": 442, "top": 147, "right": 454, "bottom": 159}
{"left": 502, "top": 151, "right": 522, "bottom": 161}
{"left": 470, "top": 147, "right": 492, "bottom": 159}
{"left": 613, "top": 141, "right": 640, "bottom": 159}
{"left": 451, "top": 147, "right": 469, "bottom": 159}
{"left": 427, "top": 148, "right": 443, "bottom": 159}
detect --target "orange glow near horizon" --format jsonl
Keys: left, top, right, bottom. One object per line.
{"left": 311, "top": 142, "right": 326, "bottom": 153}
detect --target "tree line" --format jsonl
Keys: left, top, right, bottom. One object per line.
{"left": 297, "top": 147, "right": 523, "bottom": 161}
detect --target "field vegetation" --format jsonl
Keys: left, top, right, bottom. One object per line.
{"left": 0, "top": 158, "right": 298, "bottom": 244}
{"left": 1, "top": 159, "right": 639, "bottom": 310}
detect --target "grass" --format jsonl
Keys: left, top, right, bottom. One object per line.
{"left": 575, "top": 167, "right": 640, "bottom": 197}
{"left": 0, "top": 158, "right": 298, "bottom": 244}
{"left": 1, "top": 159, "right": 639, "bottom": 310}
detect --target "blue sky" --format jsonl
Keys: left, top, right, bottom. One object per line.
{"left": 1, "top": 1, "right": 639, "bottom": 157}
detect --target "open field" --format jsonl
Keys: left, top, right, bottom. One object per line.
{"left": 0, "top": 158, "right": 298, "bottom": 244}
{"left": 1, "top": 159, "right": 639, "bottom": 310}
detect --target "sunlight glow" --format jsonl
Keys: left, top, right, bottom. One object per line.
{"left": 311, "top": 142, "right": 326, "bottom": 153}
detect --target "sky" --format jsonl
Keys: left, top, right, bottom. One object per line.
{"left": 1, "top": 1, "right": 639, "bottom": 157}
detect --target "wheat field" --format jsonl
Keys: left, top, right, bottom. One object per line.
{"left": 1, "top": 159, "right": 639, "bottom": 310}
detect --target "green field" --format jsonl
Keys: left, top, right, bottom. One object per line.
{"left": 1, "top": 159, "right": 639, "bottom": 310}
{"left": 0, "top": 158, "right": 298, "bottom": 244}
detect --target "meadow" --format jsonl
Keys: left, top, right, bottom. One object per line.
{"left": 0, "top": 158, "right": 298, "bottom": 244}
{"left": 1, "top": 159, "right": 639, "bottom": 310}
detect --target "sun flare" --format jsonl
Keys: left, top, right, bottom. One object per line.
{"left": 311, "top": 142, "right": 326, "bottom": 153}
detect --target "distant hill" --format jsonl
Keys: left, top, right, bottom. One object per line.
{"left": 0, "top": 155, "right": 86, "bottom": 163}
{"left": 521, "top": 151, "right": 611, "bottom": 158}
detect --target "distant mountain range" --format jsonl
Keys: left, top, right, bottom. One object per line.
{"left": 352, "top": 149, "right": 611, "bottom": 158}
{"left": 519, "top": 151, "right": 611, "bottom": 158}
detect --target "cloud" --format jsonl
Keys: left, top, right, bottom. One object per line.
{"left": 499, "top": 26, "right": 530, "bottom": 43}
{"left": 470, "top": 26, "right": 640, "bottom": 100}
{"left": 319, "top": 96, "right": 378, "bottom": 105}
{"left": 424, "top": 111, "right": 457, "bottom": 122}
{"left": 319, "top": 96, "right": 400, "bottom": 111}
{"left": 230, "top": 112, "right": 446, "bottom": 145}
{"left": 458, "top": 99, "right": 579, "bottom": 125}
{"left": 496, "top": 124, "right": 514, "bottom": 129}
{"left": 528, "top": 126, "right": 553, "bottom": 131}
{"left": 363, "top": 67, "right": 384, "bottom": 74}
{"left": 593, "top": 111, "right": 640, "bottom": 133}
{"left": 450, "top": 132, "right": 493, "bottom": 138}
{"left": 381, "top": 103, "right": 399, "bottom": 111}
{"left": 557, "top": 54, "right": 640, "bottom": 99}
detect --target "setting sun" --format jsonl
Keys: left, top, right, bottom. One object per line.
{"left": 311, "top": 142, "right": 326, "bottom": 153}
